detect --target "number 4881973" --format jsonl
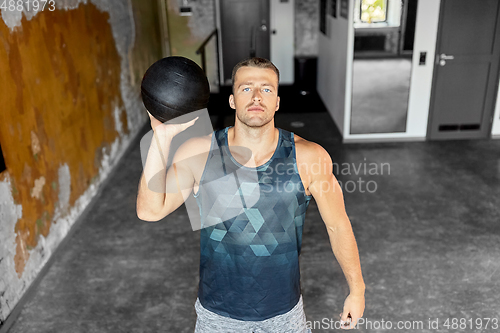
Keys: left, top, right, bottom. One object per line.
{"left": 0, "top": 0, "right": 56, "bottom": 12}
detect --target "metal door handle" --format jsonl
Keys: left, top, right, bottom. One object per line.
{"left": 440, "top": 53, "right": 455, "bottom": 60}
{"left": 260, "top": 24, "right": 267, "bottom": 32}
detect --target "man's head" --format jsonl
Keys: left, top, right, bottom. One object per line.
{"left": 229, "top": 58, "right": 280, "bottom": 128}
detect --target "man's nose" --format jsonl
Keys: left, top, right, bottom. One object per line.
{"left": 252, "top": 90, "right": 262, "bottom": 101}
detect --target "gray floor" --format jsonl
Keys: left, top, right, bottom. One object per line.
{"left": 4, "top": 112, "right": 500, "bottom": 333}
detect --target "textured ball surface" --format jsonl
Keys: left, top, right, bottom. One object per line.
{"left": 141, "top": 56, "right": 210, "bottom": 123}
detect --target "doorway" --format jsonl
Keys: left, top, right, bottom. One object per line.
{"left": 428, "top": 0, "right": 500, "bottom": 140}
{"left": 219, "top": 0, "right": 270, "bottom": 85}
{"left": 350, "top": 0, "right": 418, "bottom": 134}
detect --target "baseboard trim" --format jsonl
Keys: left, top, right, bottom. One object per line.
{"left": 343, "top": 136, "right": 426, "bottom": 143}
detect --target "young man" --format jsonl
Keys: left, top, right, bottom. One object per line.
{"left": 137, "top": 58, "right": 365, "bottom": 332}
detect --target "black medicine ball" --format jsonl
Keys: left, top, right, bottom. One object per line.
{"left": 141, "top": 56, "right": 210, "bottom": 123}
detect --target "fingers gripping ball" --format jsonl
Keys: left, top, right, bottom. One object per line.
{"left": 141, "top": 56, "right": 210, "bottom": 123}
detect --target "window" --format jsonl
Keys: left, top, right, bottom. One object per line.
{"left": 360, "top": 0, "right": 388, "bottom": 23}
{"left": 0, "top": 143, "right": 6, "bottom": 173}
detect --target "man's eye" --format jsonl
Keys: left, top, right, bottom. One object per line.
{"left": 243, "top": 87, "right": 250, "bottom": 92}
{"left": 263, "top": 88, "right": 271, "bottom": 92}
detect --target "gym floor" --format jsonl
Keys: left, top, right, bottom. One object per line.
{"left": 4, "top": 88, "right": 500, "bottom": 332}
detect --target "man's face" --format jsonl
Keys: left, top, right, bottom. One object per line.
{"left": 229, "top": 66, "right": 280, "bottom": 128}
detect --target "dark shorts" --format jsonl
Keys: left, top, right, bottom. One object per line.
{"left": 194, "top": 295, "right": 312, "bottom": 333}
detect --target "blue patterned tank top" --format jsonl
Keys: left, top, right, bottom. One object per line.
{"left": 194, "top": 126, "right": 312, "bottom": 321}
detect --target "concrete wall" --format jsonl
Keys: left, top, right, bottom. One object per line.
{"left": 295, "top": 0, "right": 319, "bottom": 56}
{"left": 0, "top": 0, "right": 161, "bottom": 323}
{"left": 317, "top": 2, "right": 350, "bottom": 135}
{"left": 271, "top": 0, "right": 296, "bottom": 84}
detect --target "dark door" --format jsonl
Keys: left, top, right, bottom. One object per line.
{"left": 428, "top": 0, "right": 500, "bottom": 140}
{"left": 220, "top": 0, "right": 270, "bottom": 84}
{"left": 399, "top": 0, "right": 418, "bottom": 55}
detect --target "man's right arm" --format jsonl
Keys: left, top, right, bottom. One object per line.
{"left": 136, "top": 114, "right": 197, "bottom": 222}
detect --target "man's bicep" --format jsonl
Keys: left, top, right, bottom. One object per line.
{"left": 169, "top": 137, "right": 209, "bottom": 192}
{"left": 310, "top": 170, "right": 350, "bottom": 231}
{"left": 166, "top": 159, "right": 195, "bottom": 193}
{"left": 161, "top": 159, "right": 195, "bottom": 212}
{"left": 150, "top": 165, "right": 190, "bottom": 218}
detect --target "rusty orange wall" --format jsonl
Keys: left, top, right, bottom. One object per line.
{"left": 0, "top": 3, "right": 124, "bottom": 275}
{"left": 0, "top": 0, "right": 161, "bottom": 323}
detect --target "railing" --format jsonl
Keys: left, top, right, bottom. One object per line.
{"left": 195, "top": 28, "right": 220, "bottom": 88}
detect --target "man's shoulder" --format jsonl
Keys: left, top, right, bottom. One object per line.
{"left": 291, "top": 133, "right": 332, "bottom": 188}
{"left": 294, "top": 134, "right": 332, "bottom": 170}
{"left": 293, "top": 133, "right": 330, "bottom": 160}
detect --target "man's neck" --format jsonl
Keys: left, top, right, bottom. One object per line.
{"left": 228, "top": 121, "right": 279, "bottom": 167}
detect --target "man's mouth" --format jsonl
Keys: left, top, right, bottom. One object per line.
{"left": 248, "top": 105, "right": 264, "bottom": 112}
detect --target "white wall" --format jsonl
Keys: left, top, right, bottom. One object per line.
{"left": 317, "top": 7, "right": 351, "bottom": 135}
{"left": 343, "top": 0, "right": 442, "bottom": 142}
{"left": 492, "top": 84, "right": 500, "bottom": 138}
{"left": 270, "top": 0, "right": 294, "bottom": 84}
{"left": 387, "top": 0, "right": 402, "bottom": 26}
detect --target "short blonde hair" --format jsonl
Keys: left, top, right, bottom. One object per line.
{"left": 231, "top": 57, "right": 280, "bottom": 92}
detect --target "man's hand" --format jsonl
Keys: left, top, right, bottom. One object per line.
{"left": 340, "top": 293, "right": 365, "bottom": 329}
{"left": 146, "top": 110, "right": 198, "bottom": 168}
{"left": 148, "top": 111, "right": 198, "bottom": 140}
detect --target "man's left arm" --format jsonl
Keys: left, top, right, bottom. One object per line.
{"left": 306, "top": 144, "right": 365, "bottom": 329}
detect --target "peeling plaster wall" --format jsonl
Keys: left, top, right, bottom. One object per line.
{"left": 0, "top": 0, "right": 161, "bottom": 323}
